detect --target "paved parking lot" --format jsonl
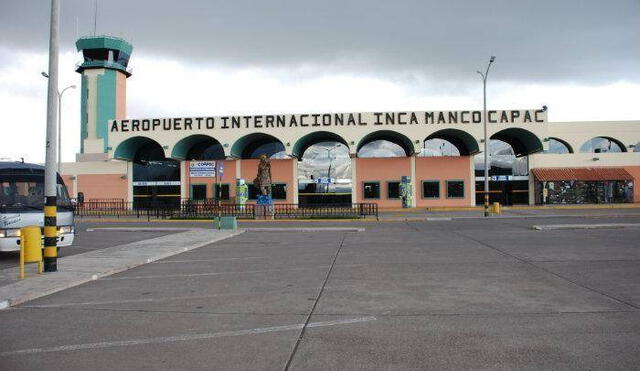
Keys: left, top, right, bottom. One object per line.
{"left": 1, "top": 214, "right": 639, "bottom": 370}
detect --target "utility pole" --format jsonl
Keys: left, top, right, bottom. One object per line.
{"left": 477, "top": 56, "right": 495, "bottom": 218}
{"left": 44, "top": 0, "right": 60, "bottom": 272}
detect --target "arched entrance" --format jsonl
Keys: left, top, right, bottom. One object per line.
{"left": 293, "top": 131, "right": 351, "bottom": 205}
{"left": 115, "top": 136, "right": 180, "bottom": 207}
{"left": 475, "top": 128, "right": 543, "bottom": 205}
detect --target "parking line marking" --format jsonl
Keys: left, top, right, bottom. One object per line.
{"left": 103, "top": 266, "right": 330, "bottom": 281}
{"left": 153, "top": 256, "right": 265, "bottom": 264}
{"left": 0, "top": 316, "right": 376, "bottom": 357}
{"left": 22, "top": 287, "right": 317, "bottom": 308}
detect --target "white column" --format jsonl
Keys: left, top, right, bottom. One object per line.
{"left": 410, "top": 155, "right": 417, "bottom": 207}
{"left": 292, "top": 157, "right": 299, "bottom": 205}
{"left": 127, "top": 161, "right": 133, "bottom": 202}
{"left": 527, "top": 155, "right": 535, "bottom": 205}
{"left": 235, "top": 159, "right": 241, "bottom": 179}
{"left": 469, "top": 156, "right": 476, "bottom": 206}
{"left": 180, "top": 161, "right": 187, "bottom": 199}
{"left": 350, "top": 154, "right": 358, "bottom": 203}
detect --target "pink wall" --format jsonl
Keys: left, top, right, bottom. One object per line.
{"left": 186, "top": 160, "right": 237, "bottom": 199}
{"left": 355, "top": 156, "right": 473, "bottom": 208}
{"left": 77, "top": 174, "right": 128, "bottom": 201}
{"left": 240, "top": 158, "right": 295, "bottom": 203}
{"left": 415, "top": 157, "right": 472, "bottom": 207}
{"left": 624, "top": 166, "right": 640, "bottom": 203}
{"left": 355, "top": 157, "right": 411, "bottom": 208}
{"left": 61, "top": 175, "right": 75, "bottom": 197}
{"left": 186, "top": 159, "right": 295, "bottom": 203}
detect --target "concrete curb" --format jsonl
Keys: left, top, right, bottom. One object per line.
{"left": 532, "top": 223, "right": 640, "bottom": 230}
{"left": 0, "top": 229, "right": 244, "bottom": 309}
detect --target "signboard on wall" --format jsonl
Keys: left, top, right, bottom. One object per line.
{"left": 190, "top": 161, "right": 216, "bottom": 177}
{"left": 132, "top": 181, "right": 181, "bottom": 186}
{"left": 109, "top": 109, "right": 549, "bottom": 133}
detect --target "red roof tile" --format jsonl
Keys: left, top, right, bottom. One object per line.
{"left": 531, "top": 167, "right": 634, "bottom": 181}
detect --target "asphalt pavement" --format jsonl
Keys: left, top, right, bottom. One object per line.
{"left": 1, "top": 212, "right": 639, "bottom": 370}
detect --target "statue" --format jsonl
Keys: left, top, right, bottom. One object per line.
{"left": 253, "top": 154, "right": 273, "bottom": 205}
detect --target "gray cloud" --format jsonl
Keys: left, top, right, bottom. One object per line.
{"left": 1, "top": 0, "right": 638, "bottom": 85}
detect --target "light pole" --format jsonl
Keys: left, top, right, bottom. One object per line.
{"left": 43, "top": 0, "right": 60, "bottom": 272}
{"left": 477, "top": 56, "right": 495, "bottom": 217}
{"left": 325, "top": 144, "right": 342, "bottom": 193}
{"left": 42, "top": 72, "right": 76, "bottom": 173}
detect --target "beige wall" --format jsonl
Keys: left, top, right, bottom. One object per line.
{"left": 106, "top": 110, "right": 639, "bottom": 161}
{"left": 115, "top": 72, "right": 127, "bottom": 119}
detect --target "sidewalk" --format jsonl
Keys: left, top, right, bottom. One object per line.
{"left": 0, "top": 228, "right": 243, "bottom": 309}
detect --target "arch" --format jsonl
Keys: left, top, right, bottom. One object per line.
{"left": 490, "top": 128, "right": 543, "bottom": 157}
{"left": 292, "top": 131, "right": 349, "bottom": 159}
{"left": 545, "top": 137, "right": 573, "bottom": 154}
{"left": 579, "top": 136, "right": 627, "bottom": 153}
{"left": 425, "top": 129, "right": 479, "bottom": 155}
{"left": 114, "top": 136, "right": 165, "bottom": 161}
{"left": 356, "top": 130, "right": 415, "bottom": 157}
{"left": 171, "top": 134, "right": 225, "bottom": 160}
{"left": 230, "top": 133, "right": 286, "bottom": 159}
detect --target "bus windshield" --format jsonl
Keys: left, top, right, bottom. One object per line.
{"left": 0, "top": 173, "right": 73, "bottom": 212}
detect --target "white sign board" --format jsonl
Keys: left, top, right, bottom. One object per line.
{"left": 316, "top": 177, "right": 334, "bottom": 184}
{"left": 190, "top": 161, "right": 216, "bottom": 177}
{"left": 132, "top": 181, "right": 181, "bottom": 186}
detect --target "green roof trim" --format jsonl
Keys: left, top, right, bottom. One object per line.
{"left": 76, "top": 35, "right": 133, "bottom": 55}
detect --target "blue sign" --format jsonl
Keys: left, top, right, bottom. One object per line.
{"left": 256, "top": 194, "right": 273, "bottom": 205}
{"left": 218, "top": 163, "right": 224, "bottom": 175}
{"left": 315, "top": 177, "right": 334, "bottom": 184}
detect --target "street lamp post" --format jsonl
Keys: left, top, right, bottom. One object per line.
{"left": 56, "top": 85, "right": 76, "bottom": 173}
{"left": 477, "top": 56, "right": 496, "bottom": 217}
{"left": 42, "top": 72, "right": 75, "bottom": 173}
{"left": 325, "top": 144, "right": 341, "bottom": 193}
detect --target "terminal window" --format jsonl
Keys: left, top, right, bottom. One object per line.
{"left": 387, "top": 182, "right": 400, "bottom": 199}
{"left": 191, "top": 184, "right": 207, "bottom": 200}
{"left": 213, "top": 184, "right": 230, "bottom": 200}
{"left": 422, "top": 181, "right": 440, "bottom": 198}
{"left": 248, "top": 183, "right": 287, "bottom": 200}
{"left": 363, "top": 182, "right": 380, "bottom": 199}
{"left": 447, "top": 180, "right": 465, "bottom": 198}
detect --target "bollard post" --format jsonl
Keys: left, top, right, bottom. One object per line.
{"left": 19, "top": 226, "right": 43, "bottom": 279}
{"left": 492, "top": 202, "right": 501, "bottom": 215}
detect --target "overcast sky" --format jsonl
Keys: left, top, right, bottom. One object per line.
{"left": 1, "top": 0, "right": 639, "bottom": 162}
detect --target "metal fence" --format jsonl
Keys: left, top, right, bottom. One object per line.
{"left": 75, "top": 199, "right": 378, "bottom": 220}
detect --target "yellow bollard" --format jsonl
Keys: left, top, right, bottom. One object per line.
{"left": 492, "top": 202, "right": 501, "bottom": 215}
{"left": 19, "top": 226, "right": 43, "bottom": 279}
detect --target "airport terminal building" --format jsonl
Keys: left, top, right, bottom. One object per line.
{"left": 61, "top": 36, "right": 640, "bottom": 208}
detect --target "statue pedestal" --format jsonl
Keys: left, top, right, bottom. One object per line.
{"left": 256, "top": 195, "right": 274, "bottom": 220}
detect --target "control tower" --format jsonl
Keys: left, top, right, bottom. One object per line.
{"left": 75, "top": 36, "right": 133, "bottom": 160}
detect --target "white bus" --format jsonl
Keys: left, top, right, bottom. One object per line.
{"left": 0, "top": 162, "right": 75, "bottom": 252}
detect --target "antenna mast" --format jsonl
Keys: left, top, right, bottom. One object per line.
{"left": 93, "top": 0, "right": 98, "bottom": 35}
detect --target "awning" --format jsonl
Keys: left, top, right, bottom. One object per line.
{"left": 531, "top": 167, "right": 634, "bottom": 181}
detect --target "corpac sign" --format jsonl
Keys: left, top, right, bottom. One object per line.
{"left": 189, "top": 161, "right": 216, "bottom": 177}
